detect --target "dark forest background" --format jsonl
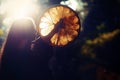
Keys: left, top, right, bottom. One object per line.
{"left": 0, "top": 0, "right": 120, "bottom": 80}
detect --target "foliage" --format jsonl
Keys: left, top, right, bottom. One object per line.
{"left": 0, "top": 29, "right": 4, "bottom": 36}
{"left": 81, "top": 29, "right": 120, "bottom": 58}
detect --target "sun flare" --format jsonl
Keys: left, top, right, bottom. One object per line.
{"left": 0, "top": 0, "right": 39, "bottom": 26}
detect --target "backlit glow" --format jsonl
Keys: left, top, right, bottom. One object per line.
{"left": 0, "top": 0, "right": 39, "bottom": 26}
{"left": 39, "top": 5, "right": 80, "bottom": 46}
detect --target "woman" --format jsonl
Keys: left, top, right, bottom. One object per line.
{"left": 0, "top": 18, "right": 36, "bottom": 80}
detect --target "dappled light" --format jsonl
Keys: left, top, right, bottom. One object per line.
{"left": 81, "top": 29, "right": 120, "bottom": 57}
{"left": 60, "top": 0, "right": 88, "bottom": 11}
{"left": 0, "top": 29, "right": 4, "bottom": 36}
{"left": 0, "top": 0, "right": 120, "bottom": 80}
{"left": 86, "top": 29, "right": 120, "bottom": 45}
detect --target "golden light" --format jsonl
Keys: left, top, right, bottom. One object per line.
{"left": 38, "top": 5, "right": 80, "bottom": 46}
{"left": 0, "top": 29, "right": 4, "bottom": 36}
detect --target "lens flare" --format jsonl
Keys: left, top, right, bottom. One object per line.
{"left": 0, "top": 0, "right": 39, "bottom": 26}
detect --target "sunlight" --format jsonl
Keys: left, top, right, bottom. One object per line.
{"left": 60, "top": 0, "right": 80, "bottom": 10}
{"left": 0, "top": 0, "right": 39, "bottom": 26}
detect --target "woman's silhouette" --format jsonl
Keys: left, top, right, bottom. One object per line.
{"left": 30, "top": 34, "right": 53, "bottom": 80}
{"left": 0, "top": 18, "right": 36, "bottom": 80}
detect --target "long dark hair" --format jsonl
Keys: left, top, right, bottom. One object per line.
{"left": 0, "top": 18, "right": 36, "bottom": 80}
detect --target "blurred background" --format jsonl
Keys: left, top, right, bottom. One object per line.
{"left": 0, "top": 0, "right": 120, "bottom": 80}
